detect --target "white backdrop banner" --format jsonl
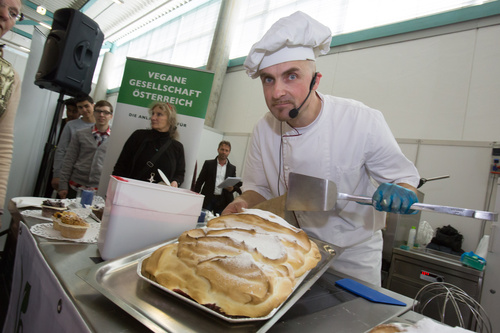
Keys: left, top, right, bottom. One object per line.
{"left": 99, "top": 58, "right": 214, "bottom": 194}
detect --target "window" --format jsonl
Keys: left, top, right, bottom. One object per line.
{"left": 99, "top": 0, "right": 494, "bottom": 90}
{"left": 100, "top": 0, "right": 221, "bottom": 89}
{"left": 229, "top": 0, "right": 492, "bottom": 59}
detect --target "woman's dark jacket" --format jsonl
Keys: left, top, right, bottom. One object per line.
{"left": 113, "top": 129, "right": 185, "bottom": 185}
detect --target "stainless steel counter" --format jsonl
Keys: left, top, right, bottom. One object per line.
{"left": 8, "top": 199, "right": 417, "bottom": 333}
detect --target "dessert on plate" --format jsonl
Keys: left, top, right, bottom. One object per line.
{"left": 141, "top": 209, "right": 321, "bottom": 318}
{"left": 52, "top": 211, "right": 89, "bottom": 239}
{"left": 369, "top": 324, "right": 406, "bottom": 332}
{"left": 41, "top": 199, "right": 68, "bottom": 217}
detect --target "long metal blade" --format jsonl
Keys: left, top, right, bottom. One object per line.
{"left": 286, "top": 172, "right": 498, "bottom": 221}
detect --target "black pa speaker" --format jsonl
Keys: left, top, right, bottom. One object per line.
{"left": 35, "top": 8, "right": 104, "bottom": 96}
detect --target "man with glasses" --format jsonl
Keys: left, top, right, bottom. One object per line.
{"left": 0, "top": 0, "right": 23, "bottom": 36}
{"left": 51, "top": 94, "right": 96, "bottom": 192}
{"left": 57, "top": 100, "right": 113, "bottom": 199}
{"left": 0, "top": 0, "right": 23, "bottom": 225}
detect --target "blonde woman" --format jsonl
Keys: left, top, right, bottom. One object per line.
{"left": 113, "top": 102, "right": 185, "bottom": 187}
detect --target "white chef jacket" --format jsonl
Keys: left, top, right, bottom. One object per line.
{"left": 242, "top": 92, "right": 419, "bottom": 284}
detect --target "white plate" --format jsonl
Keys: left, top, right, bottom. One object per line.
{"left": 137, "top": 254, "right": 308, "bottom": 323}
{"left": 12, "top": 197, "right": 47, "bottom": 208}
{"left": 14, "top": 197, "right": 72, "bottom": 209}
{"left": 30, "top": 222, "right": 100, "bottom": 243}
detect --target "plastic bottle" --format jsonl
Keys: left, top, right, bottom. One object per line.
{"left": 475, "top": 235, "right": 490, "bottom": 259}
{"left": 407, "top": 226, "right": 416, "bottom": 249}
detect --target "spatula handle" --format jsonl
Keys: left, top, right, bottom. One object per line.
{"left": 337, "top": 193, "right": 372, "bottom": 204}
{"left": 337, "top": 193, "right": 497, "bottom": 221}
{"left": 410, "top": 202, "right": 497, "bottom": 221}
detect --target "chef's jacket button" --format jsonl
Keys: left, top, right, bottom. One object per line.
{"left": 284, "top": 166, "right": 289, "bottom": 170}
{"left": 283, "top": 139, "right": 288, "bottom": 144}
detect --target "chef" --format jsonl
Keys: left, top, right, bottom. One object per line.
{"left": 222, "top": 11, "right": 420, "bottom": 286}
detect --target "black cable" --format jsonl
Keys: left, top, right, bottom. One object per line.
{"left": 278, "top": 122, "right": 283, "bottom": 196}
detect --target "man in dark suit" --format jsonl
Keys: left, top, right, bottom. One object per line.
{"left": 194, "top": 141, "right": 242, "bottom": 215}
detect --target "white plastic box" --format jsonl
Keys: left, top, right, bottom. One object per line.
{"left": 98, "top": 176, "right": 204, "bottom": 260}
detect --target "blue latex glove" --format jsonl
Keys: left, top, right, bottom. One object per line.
{"left": 372, "top": 183, "right": 418, "bottom": 214}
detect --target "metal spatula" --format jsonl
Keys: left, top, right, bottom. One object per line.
{"left": 285, "top": 173, "right": 498, "bottom": 221}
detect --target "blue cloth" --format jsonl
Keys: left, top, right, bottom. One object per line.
{"left": 461, "top": 251, "right": 486, "bottom": 263}
{"left": 372, "top": 183, "right": 418, "bottom": 214}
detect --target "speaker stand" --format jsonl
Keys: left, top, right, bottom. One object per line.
{"left": 33, "top": 93, "right": 66, "bottom": 197}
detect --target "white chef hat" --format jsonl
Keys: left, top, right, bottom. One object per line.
{"left": 244, "top": 11, "right": 332, "bottom": 79}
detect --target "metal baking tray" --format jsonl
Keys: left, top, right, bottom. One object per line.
{"left": 77, "top": 236, "right": 340, "bottom": 333}
{"left": 136, "top": 255, "right": 310, "bottom": 323}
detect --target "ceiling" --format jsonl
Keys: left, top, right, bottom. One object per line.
{"left": 9, "top": 0, "right": 195, "bottom": 50}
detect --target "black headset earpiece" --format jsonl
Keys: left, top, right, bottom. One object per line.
{"left": 289, "top": 72, "right": 319, "bottom": 119}
{"left": 309, "top": 72, "right": 318, "bottom": 90}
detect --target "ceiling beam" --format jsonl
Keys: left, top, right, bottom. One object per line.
{"left": 23, "top": 0, "right": 55, "bottom": 19}
{"left": 81, "top": 0, "right": 100, "bottom": 13}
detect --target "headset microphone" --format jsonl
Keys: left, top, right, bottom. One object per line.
{"left": 289, "top": 72, "right": 318, "bottom": 119}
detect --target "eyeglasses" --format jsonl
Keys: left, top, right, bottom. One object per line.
{"left": 0, "top": 2, "right": 24, "bottom": 22}
{"left": 94, "top": 110, "right": 113, "bottom": 115}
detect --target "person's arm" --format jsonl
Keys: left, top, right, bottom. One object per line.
{"left": 397, "top": 182, "right": 417, "bottom": 194}
{"left": 0, "top": 71, "right": 21, "bottom": 223}
{"left": 361, "top": 109, "right": 419, "bottom": 214}
{"left": 53, "top": 125, "right": 72, "bottom": 178}
{"left": 58, "top": 133, "right": 81, "bottom": 196}
{"left": 221, "top": 190, "right": 266, "bottom": 215}
{"left": 194, "top": 161, "right": 209, "bottom": 193}
{"left": 227, "top": 179, "right": 243, "bottom": 194}
{"left": 233, "top": 182, "right": 243, "bottom": 195}
{"left": 224, "top": 164, "right": 241, "bottom": 193}
{"left": 172, "top": 143, "right": 185, "bottom": 186}
{"left": 58, "top": 189, "right": 69, "bottom": 199}
{"left": 50, "top": 178, "right": 60, "bottom": 191}
{"left": 112, "top": 132, "right": 138, "bottom": 177}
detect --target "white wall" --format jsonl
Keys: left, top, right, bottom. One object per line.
{"left": 192, "top": 130, "right": 249, "bottom": 182}
{"left": 216, "top": 19, "right": 500, "bottom": 141}
{"left": 413, "top": 141, "right": 493, "bottom": 252}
